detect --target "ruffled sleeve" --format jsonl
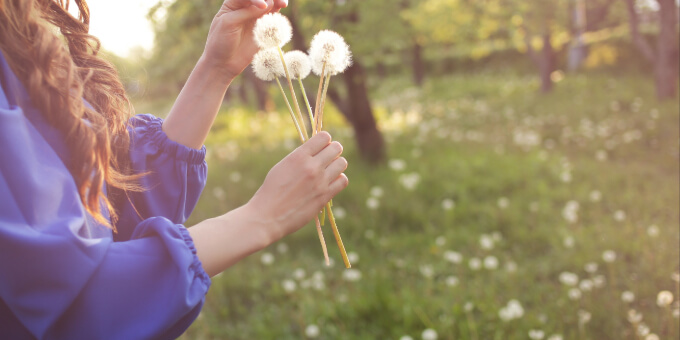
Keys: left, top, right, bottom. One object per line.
{"left": 115, "top": 114, "right": 208, "bottom": 241}
{"left": 0, "top": 94, "right": 210, "bottom": 339}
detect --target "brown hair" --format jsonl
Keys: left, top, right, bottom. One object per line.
{"left": 0, "top": 0, "right": 143, "bottom": 230}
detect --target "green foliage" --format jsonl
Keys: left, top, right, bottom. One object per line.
{"left": 179, "top": 70, "right": 680, "bottom": 339}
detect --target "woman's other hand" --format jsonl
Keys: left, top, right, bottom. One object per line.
{"left": 248, "top": 132, "right": 349, "bottom": 244}
{"left": 202, "top": 0, "right": 288, "bottom": 80}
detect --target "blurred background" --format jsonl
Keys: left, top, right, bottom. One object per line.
{"left": 95, "top": 0, "right": 678, "bottom": 339}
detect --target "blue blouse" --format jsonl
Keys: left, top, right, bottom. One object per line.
{"left": 0, "top": 51, "right": 211, "bottom": 339}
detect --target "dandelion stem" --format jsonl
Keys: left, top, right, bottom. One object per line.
{"left": 298, "top": 77, "right": 315, "bottom": 134}
{"left": 326, "top": 202, "right": 350, "bottom": 268}
{"left": 275, "top": 77, "right": 305, "bottom": 143}
{"left": 277, "top": 47, "right": 308, "bottom": 140}
{"left": 315, "top": 216, "right": 330, "bottom": 266}
{"left": 313, "top": 62, "right": 327, "bottom": 135}
{"left": 317, "top": 73, "right": 332, "bottom": 132}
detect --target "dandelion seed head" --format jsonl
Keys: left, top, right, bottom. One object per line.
{"left": 421, "top": 328, "right": 438, "bottom": 340}
{"left": 469, "top": 258, "right": 482, "bottom": 270}
{"left": 342, "top": 268, "right": 362, "bottom": 282}
{"left": 252, "top": 48, "right": 284, "bottom": 81}
{"left": 445, "top": 275, "right": 459, "bottom": 287}
{"left": 441, "top": 198, "right": 455, "bottom": 210}
{"left": 347, "top": 252, "right": 359, "bottom": 264}
{"left": 628, "top": 309, "right": 643, "bottom": 323}
{"left": 305, "top": 324, "right": 320, "bottom": 338}
{"left": 645, "top": 334, "right": 659, "bottom": 340}
{"left": 622, "top": 291, "right": 635, "bottom": 303}
{"left": 284, "top": 50, "right": 312, "bottom": 80}
{"left": 646, "top": 225, "right": 659, "bottom": 237}
{"left": 253, "top": 12, "right": 292, "bottom": 48}
{"left": 559, "top": 272, "right": 579, "bottom": 286}
{"left": 568, "top": 288, "right": 582, "bottom": 300}
{"left": 483, "top": 255, "right": 499, "bottom": 270}
{"left": 399, "top": 336, "right": 414, "bottom": 340}
{"left": 579, "top": 279, "right": 593, "bottom": 291}
{"left": 657, "top": 290, "right": 673, "bottom": 307}
{"left": 602, "top": 250, "right": 617, "bottom": 263}
{"left": 578, "top": 310, "right": 592, "bottom": 324}
{"left": 309, "top": 30, "right": 352, "bottom": 76}
{"left": 444, "top": 250, "right": 463, "bottom": 264}
{"left": 260, "top": 252, "right": 274, "bottom": 265}
{"left": 281, "top": 279, "right": 296, "bottom": 293}
{"left": 370, "top": 186, "right": 384, "bottom": 197}
{"left": 547, "top": 335, "right": 564, "bottom": 340}
{"left": 528, "top": 329, "right": 545, "bottom": 340}
{"left": 637, "top": 323, "right": 650, "bottom": 337}
{"left": 584, "top": 262, "right": 598, "bottom": 273}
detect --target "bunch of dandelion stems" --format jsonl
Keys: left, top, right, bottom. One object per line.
{"left": 273, "top": 46, "right": 351, "bottom": 268}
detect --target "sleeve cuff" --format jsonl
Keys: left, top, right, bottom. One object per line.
{"left": 176, "top": 225, "right": 212, "bottom": 291}
{"left": 130, "top": 114, "right": 206, "bottom": 165}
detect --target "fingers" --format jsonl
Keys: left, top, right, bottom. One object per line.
{"left": 325, "top": 157, "right": 348, "bottom": 184}
{"left": 221, "top": 0, "right": 273, "bottom": 22}
{"left": 327, "top": 173, "right": 349, "bottom": 198}
{"left": 298, "top": 131, "right": 332, "bottom": 156}
{"left": 314, "top": 141, "right": 343, "bottom": 166}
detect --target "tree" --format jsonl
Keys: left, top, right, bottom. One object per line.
{"left": 624, "top": 0, "right": 679, "bottom": 100}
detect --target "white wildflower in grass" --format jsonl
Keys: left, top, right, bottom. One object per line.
{"left": 657, "top": 290, "right": 673, "bottom": 307}
{"left": 622, "top": 291, "right": 635, "bottom": 303}
{"left": 479, "top": 234, "right": 495, "bottom": 250}
{"left": 528, "top": 329, "right": 545, "bottom": 340}
{"left": 593, "top": 275, "right": 606, "bottom": 288}
{"left": 672, "top": 272, "right": 680, "bottom": 283}
{"left": 435, "top": 236, "right": 446, "bottom": 246}
{"left": 637, "top": 323, "right": 650, "bottom": 337}
{"left": 613, "top": 210, "right": 626, "bottom": 222}
{"left": 563, "top": 236, "right": 575, "bottom": 248}
{"left": 602, "top": 250, "right": 617, "bottom": 263}
{"left": 342, "top": 268, "right": 362, "bottom": 282}
{"left": 562, "top": 200, "right": 579, "bottom": 223}
{"left": 305, "top": 324, "right": 320, "bottom": 338}
{"left": 252, "top": 48, "right": 284, "bottom": 81}
{"left": 445, "top": 276, "right": 459, "bottom": 287}
{"left": 260, "top": 252, "right": 275, "bottom": 265}
{"left": 419, "top": 264, "right": 434, "bottom": 279}
{"left": 464, "top": 302, "right": 474, "bottom": 312}
{"left": 281, "top": 279, "right": 296, "bottom": 293}
{"left": 579, "top": 279, "right": 593, "bottom": 292}
{"left": 276, "top": 243, "right": 289, "bottom": 254}
{"left": 309, "top": 30, "right": 352, "bottom": 76}
{"left": 366, "top": 197, "right": 380, "bottom": 210}
{"left": 399, "top": 173, "right": 421, "bottom": 191}
{"left": 444, "top": 251, "right": 463, "bottom": 264}
{"left": 559, "top": 272, "right": 579, "bottom": 286}
{"left": 212, "top": 187, "right": 226, "bottom": 201}
{"left": 468, "top": 258, "right": 482, "bottom": 270}
{"left": 584, "top": 262, "right": 598, "bottom": 274}
{"left": 589, "top": 190, "right": 602, "bottom": 202}
{"left": 253, "top": 12, "right": 292, "bottom": 49}
{"left": 293, "top": 268, "right": 306, "bottom": 280}
{"left": 441, "top": 198, "right": 455, "bottom": 210}
{"left": 499, "top": 299, "right": 524, "bottom": 321}
{"left": 283, "top": 51, "right": 311, "bottom": 80}
{"left": 628, "top": 309, "right": 643, "bottom": 323}
{"left": 370, "top": 186, "right": 384, "bottom": 197}
{"left": 389, "top": 159, "right": 406, "bottom": 171}
{"left": 645, "top": 334, "right": 660, "bottom": 340}
{"left": 497, "top": 197, "right": 509, "bottom": 209}
{"left": 547, "top": 335, "right": 563, "bottom": 340}
{"left": 399, "top": 336, "right": 414, "bottom": 340}
{"left": 578, "top": 310, "right": 592, "bottom": 325}
{"left": 568, "top": 288, "right": 582, "bottom": 300}
{"left": 333, "top": 206, "right": 346, "bottom": 219}
{"left": 505, "top": 261, "right": 518, "bottom": 273}
{"left": 228, "top": 171, "right": 242, "bottom": 183}
{"left": 673, "top": 308, "right": 679, "bottom": 318}
{"left": 646, "top": 225, "right": 659, "bottom": 237}
{"left": 347, "top": 252, "right": 359, "bottom": 264}
{"left": 421, "top": 328, "right": 438, "bottom": 340}
{"left": 483, "top": 256, "right": 499, "bottom": 270}
{"left": 595, "top": 149, "right": 608, "bottom": 161}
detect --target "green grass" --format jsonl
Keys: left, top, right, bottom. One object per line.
{"left": 179, "top": 71, "right": 679, "bottom": 340}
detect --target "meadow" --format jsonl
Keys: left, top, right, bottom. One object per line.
{"left": 172, "top": 70, "right": 679, "bottom": 340}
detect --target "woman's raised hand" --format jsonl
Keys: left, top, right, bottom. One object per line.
{"left": 202, "top": 0, "right": 288, "bottom": 80}
{"left": 248, "top": 132, "right": 349, "bottom": 243}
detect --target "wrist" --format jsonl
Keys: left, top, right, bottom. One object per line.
{"left": 197, "top": 54, "right": 238, "bottom": 83}
{"left": 228, "top": 202, "right": 277, "bottom": 250}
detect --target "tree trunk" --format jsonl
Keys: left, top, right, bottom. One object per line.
{"left": 539, "top": 33, "right": 556, "bottom": 93}
{"left": 339, "top": 62, "right": 386, "bottom": 163}
{"left": 655, "top": 0, "right": 679, "bottom": 99}
{"left": 412, "top": 40, "right": 425, "bottom": 86}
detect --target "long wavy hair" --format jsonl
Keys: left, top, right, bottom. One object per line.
{"left": 0, "top": 0, "right": 143, "bottom": 230}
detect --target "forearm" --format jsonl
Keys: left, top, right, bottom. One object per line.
{"left": 162, "top": 57, "right": 236, "bottom": 150}
{"left": 188, "top": 203, "right": 273, "bottom": 277}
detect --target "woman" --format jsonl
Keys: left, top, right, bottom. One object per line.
{"left": 0, "top": 0, "right": 349, "bottom": 338}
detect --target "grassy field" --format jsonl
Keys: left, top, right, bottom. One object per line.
{"left": 174, "top": 71, "right": 679, "bottom": 340}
